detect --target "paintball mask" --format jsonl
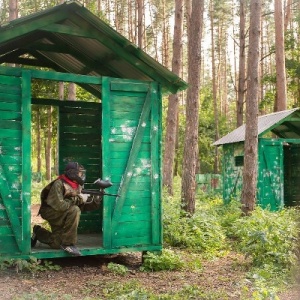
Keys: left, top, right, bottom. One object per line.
{"left": 64, "top": 162, "right": 86, "bottom": 186}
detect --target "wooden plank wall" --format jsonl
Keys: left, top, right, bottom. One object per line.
{"left": 103, "top": 78, "right": 160, "bottom": 248}
{"left": 0, "top": 74, "right": 23, "bottom": 254}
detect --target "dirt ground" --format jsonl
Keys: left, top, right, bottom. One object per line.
{"left": 0, "top": 205, "right": 298, "bottom": 299}
{"left": 0, "top": 252, "right": 299, "bottom": 300}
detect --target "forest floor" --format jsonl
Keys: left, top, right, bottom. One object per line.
{"left": 0, "top": 252, "right": 299, "bottom": 300}
{"left": 0, "top": 205, "right": 299, "bottom": 299}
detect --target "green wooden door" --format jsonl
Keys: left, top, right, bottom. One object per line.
{"left": 0, "top": 70, "right": 31, "bottom": 255}
{"left": 101, "top": 77, "right": 162, "bottom": 249}
{"left": 258, "top": 139, "right": 284, "bottom": 210}
{"left": 222, "top": 144, "right": 243, "bottom": 204}
{"left": 58, "top": 101, "right": 102, "bottom": 233}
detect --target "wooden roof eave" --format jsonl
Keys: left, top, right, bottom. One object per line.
{"left": 0, "top": 2, "right": 188, "bottom": 94}
{"left": 0, "top": 10, "right": 69, "bottom": 45}
{"left": 258, "top": 112, "right": 300, "bottom": 138}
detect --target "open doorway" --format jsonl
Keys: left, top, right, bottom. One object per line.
{"left": 284, "top": 143, "right": 300, "bottom": 207}
{"left": 30, "top": 77, "right": 104, "bottom": 251}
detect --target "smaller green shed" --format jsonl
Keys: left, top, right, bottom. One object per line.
{"left": 214, "top": 108, "right": 300, "bottom": 211}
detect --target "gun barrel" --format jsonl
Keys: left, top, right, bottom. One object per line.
{"left": 82, "top": 189, "right": 102, "bottom": 195}
{"left": 82, "top": 189, "right": 119, "bottom": 197}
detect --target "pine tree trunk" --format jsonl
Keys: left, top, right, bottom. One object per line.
{"left": 162, "top": 0, "right": 170, "bottom": 68}
{"left": 237, "top": 0, "right": 246, "bottom": 127}
{"left": 284, "top": 0, "right": 292, "bottom": 31}
{"left": 260, "top": 14, "right": 264, "bottom": 114}
{"left": 181, "top": 0, "right": 204, "bottom": 216}
{"left": 241, "top": 0, "right": 261, "bottom": 215}
{"left": 128, "top": 0, "right": 134, "bottom": 42}
{"left": 68, "top": 83, "right": 76, "bottom": 100}
{"left": 137, "top": 0, "right": 143, "bottom": 48}
{"left": 163, "top": 0, "right": 183, "bottom": 194}
{"left": 59, "top": 82, "right": 64, "bottom": 100}
{"left": 8, "top": 0, "right": 18, "bottom": 67}
{"left": 209, "top": 1, "right": 220, "bottom": 174}
{"left": 274, "top": 0, "right": 287, "bottom": 111}
{"left": 9, "top": 0, "right": 18, "bottom": 21}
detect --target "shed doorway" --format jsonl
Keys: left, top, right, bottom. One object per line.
{"left": 30, "top": 76, "right": 104, "bottom": 253}
{"left": 284, "top": 143, "right": 300, "bottom": 207}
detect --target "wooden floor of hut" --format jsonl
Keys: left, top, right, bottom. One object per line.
{"left": 31, "top": 233, "right": 103, "bottom": 253}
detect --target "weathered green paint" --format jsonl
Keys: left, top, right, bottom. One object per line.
{"left": 257, "top": 139, "right": 284, "bottom": 210}
{"left": 222, "top": 143, "right": 243, "bottom": 204}
{"left": 196, "top": 174, "right": 222, "bottom": 194}
{"left": 0, "top": 0, "right": 178, "bottom": 259}
{"left": 112, "top": 87, "right": 151, "bottom": 231}
{"left": 102, "top": 77, "right": 162, "bottom": 249}
{"left": 0, "top": 68, "right": 164, "bottom": 259}
{"left": 101, "top": 77, "right": 113, "bottom": 249}
{"left": 0, "top": 72, "right": 24, "bottom": 254}
{"left": 150, "top": 82, "right": 162, "bottom": 245}
{"left": 21, "top": 70, "right": 32, "bottom": 254}
{"left": 222, "top": 138, "right": 300, "bottom": 211}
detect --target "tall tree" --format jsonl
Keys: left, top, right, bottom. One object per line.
{"left": 68, "top": 83, "right": 76, "bottom": 100}
{"left": 8, "top": 0, "right": 18, "bottom": 68}
{"left": 163, "top": 0, "right": 183, "bottom": 194}
{"left": 284, "top": 0, "right": 292, "bottom": 31}
{"left": 209, "top": 0, "right": 220, "bottom": 173}
{"left": 161, "top": 0, "right": 171, "bottom": 68}
{"left": 137, "top": 0, "right": 144, "bottom": 48}
{"left": 237, "top": 0, "right": 246, "bottom": 126}
{"left": 274, "top": 0, "right": 287, "bottom": 111}
{"left": 181, "top": 0, "right": 204, "bottom": 215}
{"left": 9, "top": 0, "right": 18, "bottom": 21}
{"left": 241, "top": 0, "right": 261, "bottom": 215}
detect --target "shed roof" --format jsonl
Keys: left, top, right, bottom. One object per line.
{"left": 0, "top": 1, "right": 187, "bottom": 97}
{"left": 214, "top": 108, "right": 300, "bottom": 146}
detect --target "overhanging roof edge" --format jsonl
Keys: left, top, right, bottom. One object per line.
{"left": 213, "top": 108, "right": 300, "bottom": 146}
{"left": 0, "top": 1, "right": 188, "bottom": 94}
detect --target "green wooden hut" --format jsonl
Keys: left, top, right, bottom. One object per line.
{"left": 0, "top": 2, "right": 187, "bottom": 259}
{"left": 213, "top": 108, "right": 300, "bottom": 211}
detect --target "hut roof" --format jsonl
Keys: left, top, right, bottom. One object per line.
{"left": 214, "top": 108, "right": 300, "bottom": 146}
{"left": 0, "top": 1, "right": 187, "bottom": 97}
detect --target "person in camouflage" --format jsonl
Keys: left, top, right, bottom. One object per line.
{"left": 31, "top": 162, "right": 101, "bottom": 256}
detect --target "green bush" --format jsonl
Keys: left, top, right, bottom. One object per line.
{"left": 161, "top": 179, "right": 299, "bottom": 296}
{"left": 0, "top": 257, "right": 61, "bottom": 273}
{"left": 214, "top": 199, "right": 243, "bottom": 238}
{"left": 163, "top": 189, "right": 227, "bottom": 254}
{"left": 141, "top": 249, "right": 184, "bottom": 271}
{"left": 107, "top": 262, "right": 128, "bottom": 276}
{"left": 230, "top": 207, "right": 299, "bottom": 269}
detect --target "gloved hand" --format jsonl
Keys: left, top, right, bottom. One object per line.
{"left": 92, "top": 195, "right": 102, "bottom": 204}
{"left": 79, "top": 193, "right": 90, "bottom": 203}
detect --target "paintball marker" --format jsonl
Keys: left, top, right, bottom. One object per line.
{"left": 82, "top": 178, "right": 119, "bottom": 197}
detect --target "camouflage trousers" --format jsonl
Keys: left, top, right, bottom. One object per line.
{"left": 36, "top": 205, "right": 81, "bottom": 249}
